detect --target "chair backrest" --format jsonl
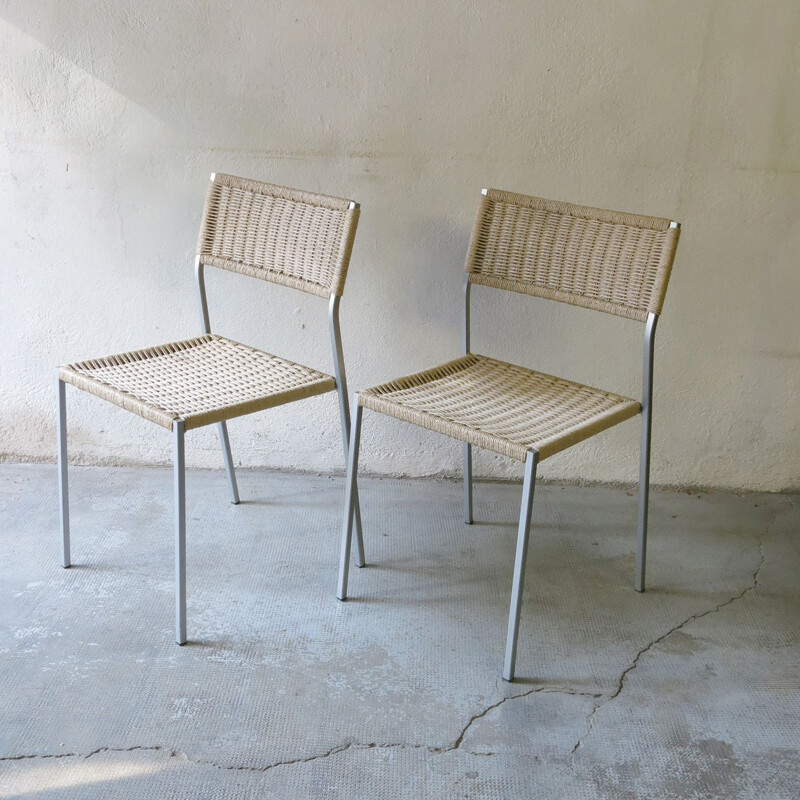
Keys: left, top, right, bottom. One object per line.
{"left": 196, "top": 173, "right": 360, "bottom": 298}
{"left": 464, "top": 189, "right": 680, "bottom": 321}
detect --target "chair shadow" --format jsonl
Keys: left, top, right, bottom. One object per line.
{"left": 181, "top": 639, "right": 220, "bottom": 650}
{"left": 509, "top": 676, "right": 602, "bottom": 695}
{"left": 469, "top": 519, "right": 516, "bottom": 529}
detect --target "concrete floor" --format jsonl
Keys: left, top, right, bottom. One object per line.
{"left": 0, "top": 464, "right": 797, "bottom": 799}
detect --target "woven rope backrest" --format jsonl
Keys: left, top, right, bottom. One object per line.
{"left": 465, "top": 189, "right": 680, "bottom": 321}
{"left": 197, "top": 173, "right": 360, "bottom": 298}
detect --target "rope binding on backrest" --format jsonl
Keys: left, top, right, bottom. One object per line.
{"left": 465, "top": 188, "right": 680, "bottom": 321}
{"left": 197, "top": 173, "right": 360, "bottom": 298}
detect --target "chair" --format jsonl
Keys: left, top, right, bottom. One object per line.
{"left": 337, "top": 188, "right": 680, "bottom": 681}
{"left": 57, "top": 173, "right": 365, "bottom": 644}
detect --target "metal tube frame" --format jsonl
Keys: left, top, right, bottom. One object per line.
{"left": 633, "top": 219, "right": 677, "bottom": 591}
{"left": 462, "top": 276, "right": 473, "bottom": 524}
{"left": 57, "top": 189, "right": 366, "bottom": 645}
{"left": 195, "top": 257, "right": 240, "bottom": 504}
{"left": 337, "top": 396, "right": 363, "bottom": 599}
{"left": 635, "top": 311, "right": 658, "bottom": 592}
{"left": 329, "top": 294, "right": 366, "bottom": 567}
{"left": 174, "top": 419, "right": 187, "bottom": 644}
{"left": 57, "top": 378, "right": 71, "bottom": 568}
{"left": 504, "top": 450, "right": 539, "bottom": 682}
{"left": 195, "top": 203, "right": 365, "bottom": 556}
{"left": 337, "top": 211, "right": 675, "bottom": 679}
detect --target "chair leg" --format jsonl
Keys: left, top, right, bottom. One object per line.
{"left": 352, "top": 486, "right": 366, "bottom": 568}
{"left": 463, "top": 443, "right": 473, "bottom": 524}
{"left": 635, "top": 407, "right": 652, "bottom": 593}
{"left": 336, "top": 386, "right": 365, "bottom": 568}
{"left": 337, "top": 399, "right": 363, "bottom": 600}
{"left": 330, "top": 295, "right": 365, "bottom": 567}
{"left": 217, "top": 421, "right": 240, "bottom": 505}
{"left": 57, "top": 378, "right": 71, "bottom": 568}
{"left": 503, "top": 451, "right": 539, "bottom": 682}
{"left": 174, "top": 420, "right": 187, "bottom": 645}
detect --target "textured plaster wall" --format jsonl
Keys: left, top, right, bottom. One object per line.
{"left": 0, "top": 1, "right": 798, "bottom": 490}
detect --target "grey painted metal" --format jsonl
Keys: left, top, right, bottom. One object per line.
{"left": 337, "top": 396, "right": 363, "bottom": 600}
{"left": 329, "top": 294, "right": 365, "bottom": 567}
{"left": 195, "top": 257, "right": 240, "bottom": 504}
{"left": 194, "top": 257, "right": 211, "bottom": 335}
{"left": 462, "top": 274, "right": 471, "bottom": 355}
{"left": 503, "top": 450, "right": 539, "bottom": 682}
{"left": 635, "top": 312, "right": 658, "bottom": 593}
{"left": 462, "top": 275, "right": 473, "bottom": 524}
{"left": 463, "top": 443, "right": 474, "bottom": 525}
{"left": 174, "top": 419, "right": 187, "bottom": 645}
{"left": 57, "top": 378, "right": 71, "bottom": 568}
{"left": 217, "top": 424, "right": 240, "bottom": 504}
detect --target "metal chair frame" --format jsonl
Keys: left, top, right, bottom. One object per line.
{"left": 338, "top": 189, "right": 678, "bottom": 681}
{"left": 58, "top": 175, "right": 364, "bottom": 644}
{"left": 461, "top": 274, "right": 662, "bottom": 594}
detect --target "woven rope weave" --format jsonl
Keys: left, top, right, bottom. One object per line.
{"left": 359, "top": 354, "right": 640, "bottom": 462}
{"left": 466, "top": 189, "right": 680, "bottom": 321}
{"left": 59, "top": 335, "right": 335, "bottom": 431}
{"left": 197, "top": 173, "right": 359, "bottom": 298}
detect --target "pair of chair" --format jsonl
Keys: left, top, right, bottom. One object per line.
{"left": 57, "top": 173, "right": 680, "bottom": 681}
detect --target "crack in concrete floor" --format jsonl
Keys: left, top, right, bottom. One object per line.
{"left": 1, "top": 501, "right": 791, "bottom": 775}
{"left": 1, "top": 468, "right": 796, "bottom": 794}
{"left": 569, "top": 497, "right": 789, "bottom": 760}
{"left": 0, "top": 686, "right": 602, "bottom": 772}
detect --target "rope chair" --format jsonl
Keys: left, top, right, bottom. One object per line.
{"left": 337, "top": 188, "right": 680, "bottom": 681}
{"left": 57, "top": 173, "right": 365, "bottom": 644}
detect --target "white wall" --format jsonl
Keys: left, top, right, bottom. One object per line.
{"left": 1, "top": 1, "right": 798, "bottom": 490}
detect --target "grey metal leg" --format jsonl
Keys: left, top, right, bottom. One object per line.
{"left": 348, "top": 464, "right": 365, "bottom": 566}
{"left": 461, "top": 277, "right": 474, "bottom": 526}
{"left": 57, "top": 378, "right": 71, "bottom": 568}
{"left": 635, "top": 405, "right": 652, "bottom": 593}
{"left": 635, "top": 312, "right": 658, "bottom": 593}
{"left": 503, "top": 451, "right": 539, "bottom": 682}
{"left": 196, "top": 259, "right": 239, "bottom": 506}
{"left": 217, "top": 421, "right": 240, "bottom": 505}
{"left": 329, "top": 295, "right": 365, "bottom": 567}
{"left": 463, "top": 443, "right": 473, "bottom": 524}
{"left": 335, "top": 389, "right": 365, "bottom": 568}
{"left": 337, "top": 399, "right": 363, "bottom": 600}
{"left": 174, "top": 420, "right": 187, "bottom": 645}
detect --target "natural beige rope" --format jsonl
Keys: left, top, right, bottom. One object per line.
{"left": 197, "top": 173, "right": 359, "bottom": 298}
{"left": 359, "top": 354, "right": 640, "bottom": 462}
{"left": 59, "top": 335, "right": 336, "bottom": 431}
{"left": 465, "top": 189, "right": 680, "bottom": 321}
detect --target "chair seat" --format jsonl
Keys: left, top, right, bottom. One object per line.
{"left": 358, "top": 354, "right": 640, "bottom": 461}
{"left": 59, "top": 335, "right": 336, "bottom": 431}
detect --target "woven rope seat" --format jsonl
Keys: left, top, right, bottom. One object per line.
{"left": 57, "top": 173, "right": 366, "bottom": 646}
{"left": 358, "top": 354, "right": 640, "bottom": 462}
{"left": 338, "top": 187, "right": 681, "bottom": 681}
{"left": 59, "top": 335, "right": 335, "bottom": 431}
